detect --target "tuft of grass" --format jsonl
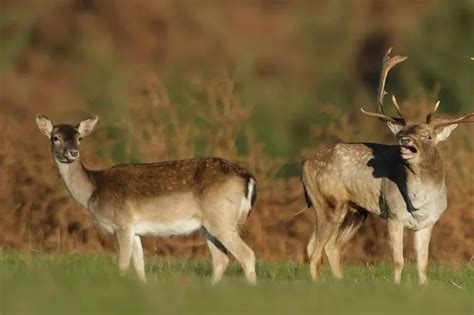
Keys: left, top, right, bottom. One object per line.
{"left": 0, "top": 251, "right": 473, "bottom": 315}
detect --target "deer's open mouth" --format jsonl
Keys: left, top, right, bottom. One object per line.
{"left": 57, "top": 158, "right": 75, "bottom": 164}
{"left": 400, "top": 145, "right": 417, "bottom": 159}
{"left": 56, "top": 155, "right": 78, "bottom": 164}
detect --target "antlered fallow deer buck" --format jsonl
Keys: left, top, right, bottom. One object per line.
{"left": 36, "top": 115, "right": 257, "bottom": 284}
{"left": 302, "top": 49, "right": 473, "bottom": 284}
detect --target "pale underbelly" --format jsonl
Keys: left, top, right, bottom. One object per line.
{"left": 133, "top": 219, "right": 202, "bottom": 236}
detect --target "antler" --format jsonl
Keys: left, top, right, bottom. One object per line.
{"left": 425, "top": 101, "right": 440, "bottom": 123}
{"left": 361, "top": 48, "right": 408, "bottom": 125}
{"left": 360, "top": 108, "right": 406, "bottom": 125}
{"left": 431, "top": 112, "right": 474, "bottom": 128}
{"left": 377, "top": 48, "right": 408, "bottom": 115}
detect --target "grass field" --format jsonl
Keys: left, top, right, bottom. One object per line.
{"left": 0, "top": 251, "right": 472, "bottom": 315}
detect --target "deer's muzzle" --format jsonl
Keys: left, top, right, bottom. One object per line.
{"left": 59, "top": 149, "right": 80, "bottom": 163}
{"left": 399, "top": 137, "right": 417, "bottom": 160}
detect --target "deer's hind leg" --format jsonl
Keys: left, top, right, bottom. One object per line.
{"left": 204, "top": 226, "right": 256, "bottom": 285}
{"left": 204, "top": 230, "right": 230, "bottom": 285}
{"left": 202, "top": 183, "right": 256, "bottom": 285}
{"left": 324, "top": 207, "right": 368, "bottom": 279}
{"left": 307, "top": 222, "right": 316, "bottom": 259}
{"left": 308, "top": 201, "right": 345, "bottom": 281}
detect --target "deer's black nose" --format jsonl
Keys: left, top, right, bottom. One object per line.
{"left": 69, "top": 150, "right": 79, "bottom": 158}
{"left": 399, "top": 137, "right": 413, "bottom": 146}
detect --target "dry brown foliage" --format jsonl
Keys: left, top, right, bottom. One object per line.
{"left": 1, "top": 88, "right": 472, "bottom": 265}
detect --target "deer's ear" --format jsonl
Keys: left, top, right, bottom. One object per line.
{"left": 435, "top": 124, "right": 458, "bottom": 143}
{"left": 387, "top": 122, "right": 403, "bottom": 135}
{"left": 36, "top": 114, "right": 53, "bottom": 138}
{"left": 77, "top": 116, "right": 99, "bottom": 137}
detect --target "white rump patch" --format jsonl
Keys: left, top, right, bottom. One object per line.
{"left": 240, "top": 178, "right": 255, "bottom": 216}
{"left": 134, "top": 219, "right": 201, "bottom": 237}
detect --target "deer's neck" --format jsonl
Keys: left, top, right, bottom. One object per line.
{"left": 55, "top": 158, "right": 97, "bottom": 208}
{"left": 404, "top": 149, "right": 445, "bottom": 186}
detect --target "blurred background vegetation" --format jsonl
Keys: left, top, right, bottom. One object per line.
{"left": 2, "top": 0, "right": 473, "bottom": 162}
{"left": 0, "top": 0, "right": 472, "bottom": 261}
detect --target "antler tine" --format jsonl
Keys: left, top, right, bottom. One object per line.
{"left": 360, "top": 108, "right": 405, "bottom": 125}
{"left": 390, "top": 95, "right": 406, "bottom": 121}
{"left": 432, "top": 112, "right": 474, "bottom": 128}
{"left": 362, "top": 48, "right": 408, "bottom": 126}
{"left": 377, "top": 47, "right": 408, "bottom": 115}
{"left": 425, "top": 100, "right": 440, "bottom": 123}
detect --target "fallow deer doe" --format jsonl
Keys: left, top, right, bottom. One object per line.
{"left": 36, "top": 115, "right": 257, "bottom": 284}
{"left": 302, "top": 48, "right": 473, "bottom": 284}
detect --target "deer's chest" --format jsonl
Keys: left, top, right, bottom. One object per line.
{"left": 396, "top": 184, "right": 447, "bottom": 230}
{"left": 89, "top": 212, "right": 116, "bottom": 233}
{"left": 87, "top": 196, "right": 118, "bottom": 234}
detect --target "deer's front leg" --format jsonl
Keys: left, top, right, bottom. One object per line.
{"left": 388, "top": 219, "right": 404, "bottom": 284}
{"left": 132, "top": 235, "right": 146, "bottom": 282}
{"left": 414, "top": 224, "right": 433, "bottom": 285}
{"left": 116, "top": 227, "right": 134, "bottom": 277}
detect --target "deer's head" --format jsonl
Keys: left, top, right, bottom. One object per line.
{"left": 361, "top": 49, "right": 473, "bottom": 164}
{"left": 36, "top": 115, "right": 98, "bottom": 163}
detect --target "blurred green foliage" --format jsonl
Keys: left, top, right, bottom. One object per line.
{"left": 1, "top": 0, "right": 472, "bottom": 163}
{"left": 403, "top": 1, "right": 474, "bottom": 114}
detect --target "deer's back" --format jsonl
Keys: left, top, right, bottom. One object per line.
{"left": 93, "top": 157, "right": 254, "bottom": 200}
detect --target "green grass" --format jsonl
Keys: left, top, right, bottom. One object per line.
{"left": 0, "top": 251, "right": 473, "bottom": 315}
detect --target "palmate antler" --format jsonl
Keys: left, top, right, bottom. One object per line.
{"left": 361, "top": 48, "right": 408, "bottom": 126}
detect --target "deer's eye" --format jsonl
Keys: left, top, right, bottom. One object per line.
{"left": 78, "top": 137, "right": 82, "bottom": 142}
{"left": 52, "top": 136, "right": 60, "bottom": 142}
